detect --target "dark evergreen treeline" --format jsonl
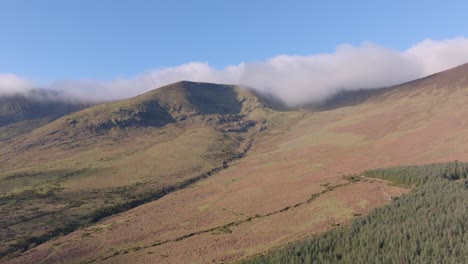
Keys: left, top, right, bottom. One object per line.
{"left": 243, "top": 162, "right": 468, "bottom": 264}
{"left": 363, "top": 161, "right": 468, "bottom": 187}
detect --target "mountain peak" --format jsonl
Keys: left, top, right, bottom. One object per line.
{"left": 149, "top": 81, "right": 247, "bottom": 115}
{"left": 49, "top": 81, "right": 267, "bottom": 134}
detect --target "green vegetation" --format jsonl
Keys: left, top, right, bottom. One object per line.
{"left": 363, "top": 161, "right": 468, "bottom": 187}
{"left": 243, "top": 162, "right": 468, "bottom": 264}
{"left": 0, "top": 146, "right": 245, "bottom": 258}
{"left": 89, "top": 158, "right": 236, "bottom": 223}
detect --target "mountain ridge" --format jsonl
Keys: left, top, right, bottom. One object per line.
{"left": 304, "top": 62, "right": 468, "bottom": 111}
{"left": 0, "top": 90, "right": 92, "bottom": 141}
{"left": 52, "top": 81, "right": 267, "bottom": 133}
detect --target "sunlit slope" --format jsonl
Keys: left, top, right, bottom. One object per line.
{"left": 244, "top": 163, "right": 468, "bottom": 263}
{"left": 6, "top": 64, "right": 468, "bottom": 263}
{"left": 307, "top": 62, "right": 468, "bottom": 111}
{"left": 0, "top": 81, "right": 274, "bottom": 258}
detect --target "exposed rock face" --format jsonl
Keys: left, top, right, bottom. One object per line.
{"left": 204, "top": 115, "right": 257, "bottom": 133}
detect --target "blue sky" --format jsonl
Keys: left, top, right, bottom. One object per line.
{"left": 2, "top": 1, "right": 468, "bottom": 104}
{"left": 1, "top": 0, "right": 468, "bottom": 81}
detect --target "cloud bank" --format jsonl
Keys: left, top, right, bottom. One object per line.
{"left": 0, "top": 74, "right": 34, "bottom": 96}
{"left": 2, "top": 37, "right": 468, "bottom": 106}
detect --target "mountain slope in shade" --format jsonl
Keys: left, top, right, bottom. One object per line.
{"left": 0, "top": 89, "right": 91, "bottom": 141}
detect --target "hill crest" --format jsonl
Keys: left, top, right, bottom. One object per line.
{"left": 59, "top": 81, "right": 267, "bottom": 133}
{"left": 0, "top": 90, "right": 91, "bottom": 140}
{"left": 305, "top": 62, "right": 468, "bottom": 111}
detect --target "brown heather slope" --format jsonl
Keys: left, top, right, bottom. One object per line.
{"left": 0, "top": 81, "right": 279, "bottom": 258}
{"left": 5, "top": 63, "right": 468, "bottom": 263}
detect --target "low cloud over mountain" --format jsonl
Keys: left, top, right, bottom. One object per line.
{"left": 3, "top": 37, "right": 468, "bottom": 106}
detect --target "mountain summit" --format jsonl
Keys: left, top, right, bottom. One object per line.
{"left": 56, "top": 81, "right": 266, "bottom": 133}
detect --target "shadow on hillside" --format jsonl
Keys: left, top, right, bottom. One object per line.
{"left": 303, "top": 86, "right": 401, "bottom": 111}
{"left": 91, "top": 101, "right": 177, "bottom": 132}
{"left": 185, "top": 82, "right": 243, "bottom": 115}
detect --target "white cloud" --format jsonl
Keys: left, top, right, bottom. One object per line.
{"left": 47, "top": 63, "right": 243, "bottom": 101}
{"left": 405, "top": 37, "right": 468, "bottom": 75}
{"left": 237, "top": 43, "right": 424, "bottom": 105}
{"left": 2, "top": 37, "right": 468, "bottom": 105}
{"left": 0, "top": 73, "right": 33, "bottom": 96}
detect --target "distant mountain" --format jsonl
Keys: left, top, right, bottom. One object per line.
{"left": 0, "top": 89, "right": 91, "bottom": 141}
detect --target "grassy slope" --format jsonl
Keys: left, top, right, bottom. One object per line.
{"left": 0, "top": 81, "right": 271, "bottom": 258}
{"left": 5, "top": 64, "right": 468, "bottom": 264}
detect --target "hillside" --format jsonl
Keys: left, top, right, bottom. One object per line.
{"left": 0, "top": 89, "right": 91, "bottom": 141}
{"left": 0, "top": 81, "right": 279, "bottom": 258}
{"left": 4, "top": 63, "right": 468, "bottom": 263}
{"left": 308, "top": 62, "right": 468, "bottom": 111}
{"left": 61, "top": 81, "right": 263, "bottom": 132}
{"left": 244, "top": 162, "right": 468, "bottom": 263}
